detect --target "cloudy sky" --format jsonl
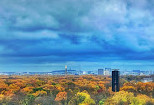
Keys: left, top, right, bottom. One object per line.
{"left": 0, "top": 0, "right": 154, "bottom": 72}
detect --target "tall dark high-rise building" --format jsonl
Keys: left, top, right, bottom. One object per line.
{"left": 112, "top": 70, "right": 120, "bottom": 92}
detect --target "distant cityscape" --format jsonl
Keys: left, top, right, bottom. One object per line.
{"left": 0, "top": 66, "right": 153, "bottom": 76}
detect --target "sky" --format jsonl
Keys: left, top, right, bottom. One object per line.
{"left": 0, "top": 0, "right": 154, "bottom": 72}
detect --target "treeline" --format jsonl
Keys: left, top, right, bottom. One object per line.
{"left": 0, "top": 75, "right": 153, "bottom": 105}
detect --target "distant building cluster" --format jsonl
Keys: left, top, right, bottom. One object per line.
{"left": 0, "top": 66, "right": 153, "bottom": 76}
{"left": 121, "top": 70, "right": 154, "bottom": 76}
{"left": 0, "top": 70, "right": 82, "bottom": 75}
{"left": 97, "top": 68, "right": 153, "bottom": 76}
{"left": 141, "top": 77, "right": 153, "bottom": 83}
{"left": 51, "top": 70, "right": 83, "bottom": 75}
{"left": 98, "top": 68, "right": 112, "bottom": 76}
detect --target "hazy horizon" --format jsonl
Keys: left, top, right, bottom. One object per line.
{"left": 0, "top": 61, "right": 154, "bottom": 72}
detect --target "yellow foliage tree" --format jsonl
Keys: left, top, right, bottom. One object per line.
{"left": 32, "top": 90, "right": 47, "bottom": 97}
{"left": 104, "top": 91, "right": 154, "bottom": 105}
{"left": 68, "top": 90, "right": 95, "bottom": 105}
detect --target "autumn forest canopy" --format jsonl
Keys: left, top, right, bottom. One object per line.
{"left": 0, "top": 75, "right": 153, "bottom": 105}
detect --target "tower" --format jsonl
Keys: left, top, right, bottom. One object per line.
{"left": 65, "top": 65, "right": 67, "bottom": 75}
{"left": 112, "top": 69, "right": 120, "bottom": 92}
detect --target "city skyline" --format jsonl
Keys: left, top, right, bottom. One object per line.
{"left": 0, "top": 61, "right": 154, "bottom": 72}
{"left": 0, "top": 0, "right": 154, "bottom": 72}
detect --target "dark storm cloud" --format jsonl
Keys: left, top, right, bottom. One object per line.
{"left": 0, "top": 0, "right": 154, "bottom": 64}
